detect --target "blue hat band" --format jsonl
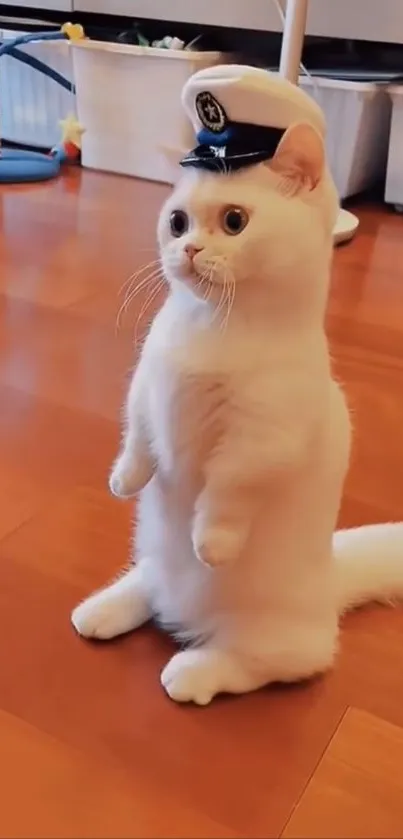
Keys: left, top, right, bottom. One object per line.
{"left": 197, "top": 121, "right": 284, "bottom": 150}
{"left": 181, "top": 122, "right": 285, "bottom": 173}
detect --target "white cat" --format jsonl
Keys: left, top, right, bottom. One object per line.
{"left": 72, "top": 122, "right": 403, "bottom": 705}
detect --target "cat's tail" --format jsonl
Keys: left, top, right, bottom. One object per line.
{"left": 334, "top": 523, "right": 403, "bottom": 615}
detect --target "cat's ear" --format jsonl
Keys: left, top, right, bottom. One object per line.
{"left": 158, "top": 145, "right": 186, "bottom": 183}
{"left": 269, "top": 122, "right": 325, "bottom": 192}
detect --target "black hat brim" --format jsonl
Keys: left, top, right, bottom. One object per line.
{"left": 180, "top": 145, "right": 281, "bottom": 173}
{"left": 180, "top": 125, "right": 286, "bottom": 174}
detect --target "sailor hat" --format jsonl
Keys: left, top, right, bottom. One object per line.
{"left": 180, "top": 64, "right": 325, "bottom": 173}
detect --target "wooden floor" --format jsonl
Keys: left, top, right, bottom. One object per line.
{"left": 0, "top": 169, "right": 403, "bottom": 839}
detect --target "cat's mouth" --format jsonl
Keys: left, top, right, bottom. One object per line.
{"left": 184, "top": 261, "right": 214, "bottom": 287}
{"left": 192, "top": 261, "right": 223, "bottom": 288}
{"left": 191, "top": 271, "right": 218, "bottom": 293}
{"left": 166, "top": 255, "right": 222, "bottom": 290}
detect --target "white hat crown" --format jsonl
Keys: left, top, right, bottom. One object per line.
{"left": 182, "top": 64, "right": 325, "bottom": 137}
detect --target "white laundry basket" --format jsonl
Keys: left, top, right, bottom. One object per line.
{"left": 384, "top": 85, "right": 403, "bottom": 210}
{"left": 300, "top": 76, "right": 392, "bottom": 199}
{"left": 0, "top": 28, "right": 74, "bottom": 148}
{"left": 72, "top": 40, "right": 224, "bottom": 183}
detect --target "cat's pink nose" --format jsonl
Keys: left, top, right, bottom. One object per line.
{"left": 184, "top": 244, "right": 203, "bottom": 262}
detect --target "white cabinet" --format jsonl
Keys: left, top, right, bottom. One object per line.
{"left": 16, "top": 0, "right": 73, "bottom": 10}
{"left": 73, "top": 0, "right": 282, "bottom": 30}
{"left": 307, "top": 0, "right": 403, "bottom": 43}
{"left": 73, "top": 0, "right": 403, "bottom": 45}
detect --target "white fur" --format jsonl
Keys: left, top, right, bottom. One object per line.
{"left": 72, "top": 129, "right": 403, "bottom": 705}
{"left": 334, "top": 523, "right": 403, "bottom": 613}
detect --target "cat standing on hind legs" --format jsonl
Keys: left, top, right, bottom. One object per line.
{"left": 72, "top": 66, "right": 403, "bottom": 705}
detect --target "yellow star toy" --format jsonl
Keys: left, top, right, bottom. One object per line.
{"left": 61, "top": 22, "right": 85, "bottom": 41}
{"left": 59, "top": 114, "right": 85, "bottom": 150}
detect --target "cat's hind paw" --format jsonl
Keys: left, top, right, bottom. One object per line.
{"left": 161, "top": 648, "right": 265, "bottom": 705}
{"left": 72, "top": 595, "right": 129, "bottom": 640}
{"left": 72, "top": 572, "right": 150, "bottom": 640}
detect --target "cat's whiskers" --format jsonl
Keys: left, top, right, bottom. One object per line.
{"left": 118, "top": 258, "right": 161, "bottom": 301}
{"left": 222, "top": 268, "right": 236, "bottom": 331}
{"left": 134, "top": 276, "right": 165, "bottom": 347}
{"left": 202, "top": 268, "right": 214, "bottom": 304}
{"left": 123, "top": 267, "right": 163, "bottom": 313}
{"left": 205, "top": 256, "right": 231, "bottom": 326}
{"left": 116, "top": 262, "right": 164, "bottom": 330}
{"left": 213, "top": 277, "right": 228, "bottom": 325}
{"left": 195, "top": 269, "right": 209, "bottom": 299}
{"left": 221, "top": 272, "right": 232, "bottom": 331}
{"left": 117, "top": 273, "right": 161, "bottom": 332}
{"left": 117, "top": 262, "right": 161, "bottom": 326}
{"left": 194, "top": 265, "right": 214, "bottom": 303}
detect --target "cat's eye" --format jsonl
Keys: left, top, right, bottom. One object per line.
{"left": 222, "top": 206, "right": 249, "bottom": 236}
{"left": 170, "top": 209, "right": 189, "bottom": 238}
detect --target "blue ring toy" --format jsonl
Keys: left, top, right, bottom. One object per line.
{"left": 0, "top": 30, "right": 75, "bottom": 184}
{"left": 0, "top": 148, "right": 61, "bottom": 182}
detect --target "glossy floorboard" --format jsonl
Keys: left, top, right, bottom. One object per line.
{"left": 0, "top": 170, "right": 402, "bottom": 838}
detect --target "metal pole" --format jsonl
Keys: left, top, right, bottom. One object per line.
{"left": 279, "top": 0, "right": 308, "bottom": 83}
{"left": 277, "top": 0, "right": 358, "bottom": 246}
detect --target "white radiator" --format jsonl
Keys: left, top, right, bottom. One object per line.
{"left": 0, "top": 28, "right": 75, "bottom": 148}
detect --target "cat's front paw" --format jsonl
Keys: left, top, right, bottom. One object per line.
{"left": 109, "top": 457, "right": 145, "bottom": 498}
{"left": 192, "top": 518, "right": 244, "bottom": 567}
{"left": 109, "top": 464, "right": 136, "bottom": 498}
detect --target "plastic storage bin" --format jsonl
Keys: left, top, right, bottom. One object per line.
{"left": 0, "top": 28, "right": 74, "bottom": 148}
{"left": 300, "top": 75, "right": 392, "bottom": 199}
{"left": 384, "top": 85, "right": 403, "bottom": 210}
{"left": 72, "top": 40, "right": 223, "bottom": 183}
